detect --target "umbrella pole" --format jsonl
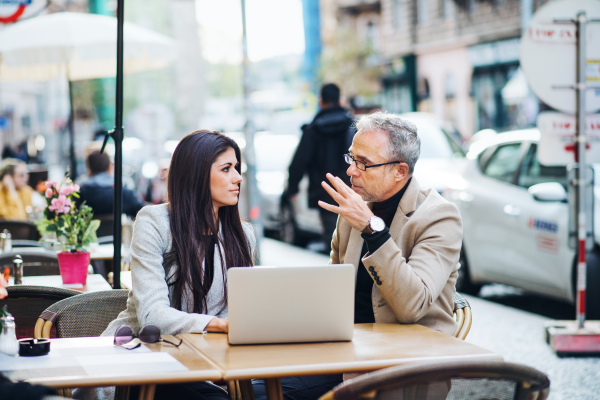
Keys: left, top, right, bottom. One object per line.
{"left": 112, "top": 0, "right": 125, "bottom": 290}
{"left": 68, "top": 81, "right": 77, "bottom": 179}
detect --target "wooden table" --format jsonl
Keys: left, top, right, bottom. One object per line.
{"left": 8, "top": 274, "right": 112, "bottom": 292}
{"left": 180, "top": 323, "right": 503, "bottom": 400}
{"left": 0, "top": 336, "right": 222, "bottom": 400}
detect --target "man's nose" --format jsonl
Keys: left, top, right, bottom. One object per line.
{"left": 347, "top": 163, "right": 359, "bottom": 177}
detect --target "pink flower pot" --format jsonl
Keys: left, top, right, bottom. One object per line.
{"left": 57, "top": 251, "right": 90, "bottom": 285}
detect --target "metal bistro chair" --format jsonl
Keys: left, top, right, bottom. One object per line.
{"left": 453, "top": 292, "right": 472, "bottom": 340}
{"left": 0, "top": 252, "right": 60, "bottom": 277}
{"left": 0, "top": 220, "right": 41, "bottom": 240}
{"left": 0, "top": 286, "right": 81, "bottom": 339}
{"left": 35, "top": 289, "right": 129, "bottom": 339}
{"left": 318, "top": 360, "right": 550, "bottom": 400}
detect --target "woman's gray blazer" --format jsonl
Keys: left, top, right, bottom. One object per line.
{"left": 103, "top": 203, "right": 257, "bottom": 336}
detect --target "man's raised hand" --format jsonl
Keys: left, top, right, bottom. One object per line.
{"left": 318, "top": 173, "right": 374, "bottom": 232}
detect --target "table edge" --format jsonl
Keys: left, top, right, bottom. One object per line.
{"left": 222, "top": 353, "right": 504, "bottom": 380}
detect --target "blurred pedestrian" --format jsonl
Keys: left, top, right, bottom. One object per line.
{"left": 0, "top": 159, "right": 32, "bottom": 220}
{"left": 75, "top": 151, "right": 145, "bottom": 219}
{"left": 286, "top": 83, "right": 355, "bottom": 253}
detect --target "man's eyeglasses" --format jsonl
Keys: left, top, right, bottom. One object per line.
{"left": 114, "top": 324, "right": 183, "bottom": 350}
{"left": 344, "top": 154, "right": 401, "bottom": 171}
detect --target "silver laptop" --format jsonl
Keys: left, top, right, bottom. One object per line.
{"left": 227, "top": 264, "right": 355, "bottom": 345}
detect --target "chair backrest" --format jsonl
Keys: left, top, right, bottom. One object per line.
{"left": 319, "top": 360, "right": 550, "bottom": 400}
{"left": 0, "top": 220, "right": 41, "bottom": 240}
{"left": 0, "top": 285, "right": 81, "bottom": 339}
{"left": 36, "top": 289, "right": 129, "bottom": 339}
{"left": 95, "top": 215, "right": 114, "bottom": 238}
{"left": 0, "top": 252, "right": 60, "bottom": 276}
{"left": 453, "top": 292, "right": 472, "bottom": 340}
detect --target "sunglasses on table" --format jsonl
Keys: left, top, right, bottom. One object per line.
{"left": 114, "top": 324, "right": 183, "bottom": 350}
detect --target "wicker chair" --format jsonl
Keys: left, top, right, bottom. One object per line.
{"left": 0, "top": 252, "right": 60, "bottom": 276}
{"left": 453, "top": 292, "right": 472, "bottom": 340}
{"left": 35, "top": 289, "right": 129, "bottom": 339}
{"left": 0, "top": 286, "right": 81, "bottom": 339}
{"left": 0, "top": 220, "right": 41, "bottom": 240}
{"left": 318, "top": 360, "right": 550, "bottom": 400}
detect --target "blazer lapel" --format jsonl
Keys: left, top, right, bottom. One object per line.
{"left": 345, "top": 228, "right": 363, "bottom": 278}
{"left": 389, "top": 178, "right": 421, "bottom": 240}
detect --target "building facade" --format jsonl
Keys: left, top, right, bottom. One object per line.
{"left": 321, "top": 0, "right": 551, "bottom": 138}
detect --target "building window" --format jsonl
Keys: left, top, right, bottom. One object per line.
{"left": 442, "top": 0, "right": 454, "bottom": 18}
{"left": 393, "top": 0, "right": 402, "bottom": 29}
{"left": 418, "top": 0, "right": 429, "bottom": 25}
{"left": 367, "top": 21, "right": 378, "bottom": 49}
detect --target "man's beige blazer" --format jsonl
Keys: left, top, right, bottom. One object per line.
{"left": 330, "top": 177, "right": 462, "bottom": 336}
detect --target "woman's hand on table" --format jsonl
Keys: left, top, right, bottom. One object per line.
{"left": 206, "top": 317, "right": 229, "bottom": 333}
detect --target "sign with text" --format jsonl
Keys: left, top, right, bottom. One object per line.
{"left": 537, "top": 112, "right": 600, "bottom": 166}
{"left": 520, "top": 0, "right": 600, "bottom": 114}
{"left": 0, "top": 0, "right": 44, "bottom": 24}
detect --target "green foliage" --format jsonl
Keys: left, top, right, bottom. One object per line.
{"left": 35, "top": 175, "right": 100, "bottom": 252}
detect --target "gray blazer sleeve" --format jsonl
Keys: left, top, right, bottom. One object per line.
{"left": 130, "top": 208, "right": 215, "bottom": 334}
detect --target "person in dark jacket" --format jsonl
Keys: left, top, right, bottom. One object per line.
{"left": 75, "top": 151, "right": 145, "bottom": 219}
{"left": 286, "top": 83, "right": 355, "bottom": 254}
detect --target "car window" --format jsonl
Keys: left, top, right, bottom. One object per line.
{"left": 483, "top": 143, "right": 522, "bottom": 184}
{"left": 419, "top": 126, "right": 464, "bottom": 159}
{"left": 517, "top": 144, "right": 568, "bottom": 189}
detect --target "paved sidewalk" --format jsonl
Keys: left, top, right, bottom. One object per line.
{"left": 259, "top": 238, "right": 600, "bottom": 400}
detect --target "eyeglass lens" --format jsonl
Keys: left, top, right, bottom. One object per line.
{"left": 139, "top": 324, "right": 161, "bottom": 343}
{"left": 345, "top": 154, "right": 366, "bottom": 171}
{"left": 114, "top": 325, "right": 134, "bottom": 345}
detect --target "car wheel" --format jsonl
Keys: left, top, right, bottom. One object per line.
{"left": 279, "top": 204, "right": 297, "bottom": 245}
{"left": 575, "top": 246, "right": 600, "bottom": 319}
{"left": 456, "top": 247, "right": 482, "bottom": 296}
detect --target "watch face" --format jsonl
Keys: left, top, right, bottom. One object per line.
{"left": 371, "top": 217, "right": 386, "bottom": 232}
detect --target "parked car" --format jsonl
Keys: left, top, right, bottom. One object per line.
{"left": 443, "top": 128, "right": 600, "bottom": 318}
{"left": 278, "top": 112, "right": 467, "bottom": 246}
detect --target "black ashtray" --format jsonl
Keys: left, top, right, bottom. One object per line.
{"left": 18, "top": 338, "right": 50, "bottom": 357}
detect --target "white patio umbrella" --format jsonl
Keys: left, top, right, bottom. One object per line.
{"left": 0, "top": 12, "right": 176, "bottom": 81}
{"left": 0, "top": 11, "right": 177, "bottom": 177}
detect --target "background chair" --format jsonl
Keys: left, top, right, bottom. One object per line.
{"left": 0, "top": 252, "right": 60, "bottom": 276}
{"left": 453, "top": 292, "right": 472, "bottom": 340}
{"left": 0, "top": 220, "right": 41, "bottom": 240}
{"left": 319, "top": 360, "right": 550, "bottom": 400}
{"left": 0, "top": 286, "right": 81, "bottom": 338}
{"left": 95, "top": 215, "right": 114, "bottom": 238}
{"left": 35, "top": 289, "right": 129, "bottom": 338}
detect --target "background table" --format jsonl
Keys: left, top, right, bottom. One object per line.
{"left": 7, "top": 244, "right": 130, "bottom": 261}
{"left": 8, "top": 274, "right": 112, "bottom": 292}
{"left": 180, "top": 323, "right": 503, "bottom": 400}
{"left": 0, "top": 336, "right": 222, "bottom": 400}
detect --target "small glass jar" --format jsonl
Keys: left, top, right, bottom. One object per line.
{"left": 0, "top": 314, "right": 19, "bottom": 356}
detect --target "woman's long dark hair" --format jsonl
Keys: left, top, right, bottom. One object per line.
{"left": 164, "top": 130, "right": 253, "bottom": 314}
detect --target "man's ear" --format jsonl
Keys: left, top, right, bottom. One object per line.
{"left": 395, "top": 163, "right": 410, "bottom": 182}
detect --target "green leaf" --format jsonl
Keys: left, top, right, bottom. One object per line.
{"left": 88, "top": 219, "right": 100, "bottom": 233}
{"left": 56, "top": 218, "right": 65, "bottom": 228}
{"left": 46, "top": 224, "right": 57, "bottom": 232}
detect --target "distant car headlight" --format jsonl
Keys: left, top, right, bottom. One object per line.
{"left": 256, "top": 171, "right": 285, "bottom": 196}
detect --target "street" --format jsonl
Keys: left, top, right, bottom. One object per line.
{"left": 261, "top": 238, "right": 600, "bottom": 400}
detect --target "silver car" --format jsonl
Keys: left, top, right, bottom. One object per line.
{"left": 444, "top": 129, "right": 600, "bottom": 318}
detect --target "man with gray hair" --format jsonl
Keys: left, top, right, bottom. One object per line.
{"left": 319, "top": 111, "right": 462, "bottom": 335}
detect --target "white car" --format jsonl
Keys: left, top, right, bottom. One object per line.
{"left": 444, "top": 128, "right": 600, "bottom": 318}
{"left": 278, "top": 112, "right": 467, "bottom": 246}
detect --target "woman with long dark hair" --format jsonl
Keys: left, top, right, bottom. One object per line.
{"left": 87, "top": 130, "right": 255, "bottom": 400}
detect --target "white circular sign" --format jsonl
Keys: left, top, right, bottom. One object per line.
{"left": 520, "top": 0, "right": 600, "bottom": 113}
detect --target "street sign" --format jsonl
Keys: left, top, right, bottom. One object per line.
{"left": 520, "top": 0, "right": 600, "bottom": 113}
{"left": 0, "top": 0, "right": 44, "bottom": 24}
{"left": 537, "top": 111, "right": 600, "bottom": 166}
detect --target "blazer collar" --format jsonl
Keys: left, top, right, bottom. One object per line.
{"left": 399, "top": 176, "right": 420, "bottom": 216}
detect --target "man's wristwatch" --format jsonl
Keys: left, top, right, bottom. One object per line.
{"left": 364, "top": 216, "right": 385, "bottom": 234}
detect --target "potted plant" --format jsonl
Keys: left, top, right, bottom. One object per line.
{"left": 36, "top": 174, "right": 100, "bottom": 284}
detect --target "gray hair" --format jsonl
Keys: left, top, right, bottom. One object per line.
{"left": 355, "top": 112, "right": 420, "bottom": 173}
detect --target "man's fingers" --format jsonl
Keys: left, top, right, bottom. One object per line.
{"left": 318, "top": 200, "right": 341, "bottom": 214}
{"left": 321, "top": 180, "right": 344, "bottom": 203}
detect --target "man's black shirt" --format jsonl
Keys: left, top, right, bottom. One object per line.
{"left": 354, "top": 178, "right": 412, "bottom": 323}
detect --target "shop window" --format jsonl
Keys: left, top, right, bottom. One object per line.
{"left": 418, "top": 0, "right": 429, "bottom": 25}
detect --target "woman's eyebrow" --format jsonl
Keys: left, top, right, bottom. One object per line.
{"left": 219, "top": 162, "right": 233, "bottom": 167}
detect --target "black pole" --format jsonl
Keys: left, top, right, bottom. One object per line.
{"left": 112, "top": 0, "right": 124, "bottom": 290}
{"left": 68, "top": 81, "right": 77, "bottom": 179}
